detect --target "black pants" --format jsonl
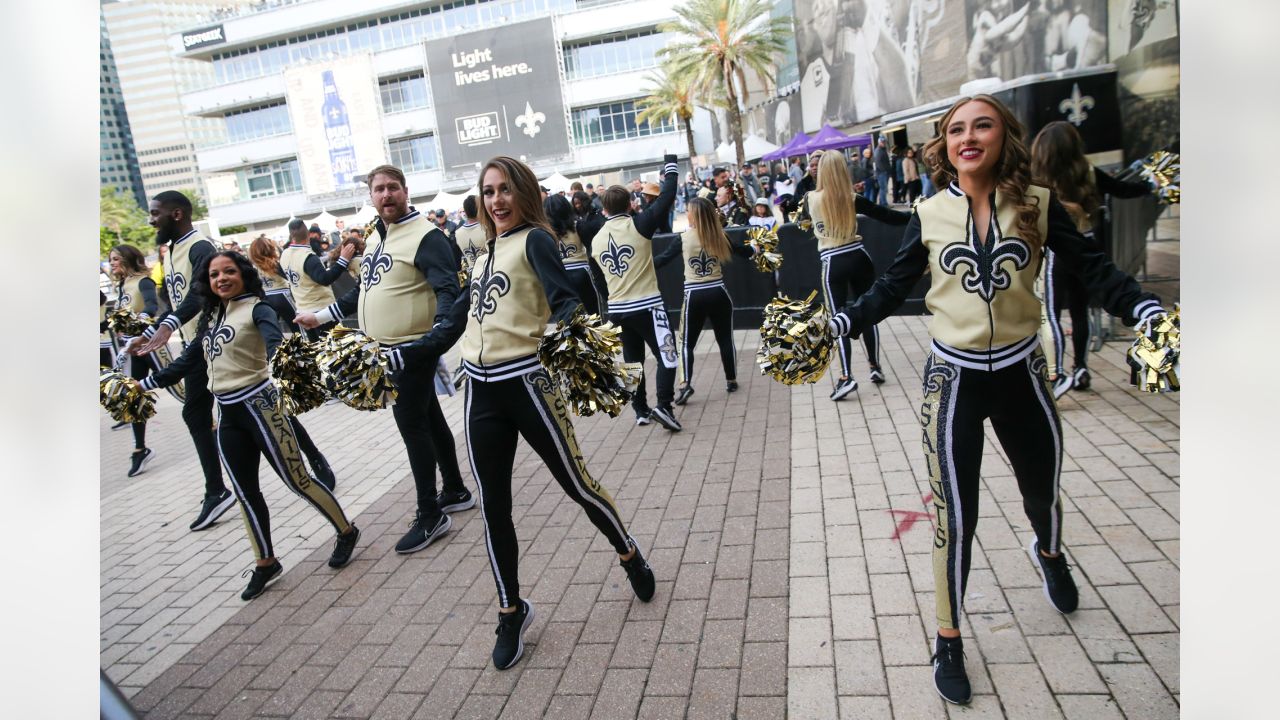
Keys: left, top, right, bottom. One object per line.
{"left": 124, "top": 342, "right": 156, "bottom": 451}
{"left": 1046, "top": 249, "right": 1091, "bottom": 373}
{"left": 465, "top": 369, "right": 632, "bottom": 608}
{"left": 391, "top": 361, "right": 467, "bottom": 518}
{"left": 217, "top": 384, "right": 351, "bottom": 560}
{"left": 821, "top": 248, "right": 880, "bottom": 379}
{"left": 182, "top": 358, "right": 227, "bottom": 498}
{"left": 565, "top": 265, "right": 601, "bottom": 316}
{"left": 613, "top": 307, "right": 678, "bottom": 413}
{"left": 678, "top": 284, "right": 736, "bottom": 386}
{"left": 906, "top": 179, "right": 922, "bottom": 205}
{"left": 921, "top": 347, "right": 1063, "bottom": 630}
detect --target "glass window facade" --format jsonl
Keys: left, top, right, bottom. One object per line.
{"left": 239, "top": 159, "right": 303, "bottom": 199}
{"left": 208, "top": 0, "right": 577, "bottom": 87}
{"left": 571, "top": 99, "right": 675, "bottom": 146}
{"left": 224, "top": 103, "right": 292, "bottom": 144}
{"left": 388, "top": 135, "right": 439, "bottom": 173}
{"left": 562, "top": 31, "right": 666, "bottom": 80}
{"left": 380, "top": 74, "right": 431, "bottom": 114}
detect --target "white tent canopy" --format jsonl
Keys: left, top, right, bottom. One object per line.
{"left": 274, "top": 216, "right": 297, "bottom": 242}
{"left": 540, "top": 172, "right": 573, "bottom": 195}
{"left": 307, "top": 210, "right": 339, "bottom": 233}
{"left": 715, "top": 135, "right": 781, "bottom": 164}
{"left": 347, "top": 203, "right": 377, "bottom": 226}
{"left": 425, "top": 189, "right": 467, "bottom": 214}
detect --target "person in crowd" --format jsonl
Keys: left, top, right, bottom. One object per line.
{"left": 248, "top": 235, "right": 299, "bottom": 334}
{"left": 788, "top": 157, "right": 805, "bottom": 186}
{"left": 716, "top": 185, "right": 750, "bottom": 227}
{"left": 454, "top": 194, "right": 488, "bottom": 277}
{"left": 826, "top": 95, "right": 1167, "bottom": 705}
{"left": 545, "top": 193, "right": 601, "bottom": 315}
{"left": 903, "top": 147, "right": 923, "bottom": 205}
{"left": 295, "top": 164, "right": 474, "bottom": 556}
{"left": 330, "top": 218, "right": 346, "bottom": 247}
{"left": 641, "top": 182, "right": 674, "bottom": 234}
{"left": 739, "top": 162, "right": 762, "bottom": 202}
{"left": 655, "top": 196, "right": 754, "bottom": 405}
{"left": 794, "top": 152, "right": 821, "bottom": 207}
{"left": 108, "top": 244, "right": 161, "bottom": 477}
{"left": 859, "top": 147, "right": 878, "bottom": 200}
{"left": 569, "top": 181, "right": 584, "bottom": 194}
{"left": 892, "top": 147, "right": 907, "bottom": 204}
{"left": 1030, "top": 120, "right": 1156, "bottom": 397}
{"left": 380, "top": 155, "right": 656, "bottom": 670}
{"left": 585, "top": 183, "right": 604, "bottom": 212}
{"left": 327, "top": 228, "right": 365, "bottom": 306}
{"left": 748, "top": 198, "right": 778, "bottom": 230}
{"left": 798, "top": 151, "right": 910, "bottom": 400}
{"left": 848, "top": 147, "right": 870, "bottom": 191}
{"left": 138, "top": 251, "right": 360, "bottom": 601}
{"left": 874, "top": 138, "right": 893, "bottom": 205}
{"left": 308, "top": 224, "right": 325, "bottom": 255}
{"left": 435, "top": 207, "right": 457, "bottom": 236}
{"left": 280, "top": 218, "right": 356, "bottom": 341}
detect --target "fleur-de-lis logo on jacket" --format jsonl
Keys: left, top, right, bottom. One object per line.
{"left": 939, "top": 220, "right": 1031, "bottom": 303}
{"left": 202, "top": 323, "right": 236, "bottom": 361}
{"left": 168, "top": 271, "right": 187, "bottom": 306}
{"left": 599, "top": 235, "right": 634, "bottom": 277}
{"left": 470, "top": 256, "right": 511, "bottom": 322}
{"left": 360, "top": 242, "right": 394, "bottom": 290}
{"left": 558, "top": 239, "right": 577, "bottom": 260}
{"left": 282, "top": 266, "right": 300, "bottom": 285}
{"left": 688, "top": 249, "right": 718, "bottom": 278}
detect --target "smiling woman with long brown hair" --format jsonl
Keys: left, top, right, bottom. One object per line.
{"left": 828, "top": 94, "right": 1168, "bottom": 705}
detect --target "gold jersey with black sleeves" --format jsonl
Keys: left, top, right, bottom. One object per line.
{"left": 592, "top": 215, "right": 661, "bottom": 314}
{"left": 805, "top": 189, "right": 864, "bottom": 258}
{"left": 280, "top": 245, "right": 336, "bottom": 310}
{"left": 459, "top": 225, "right": 551, "bottom": 379}
{"left": 919, "top": 184, "right": 1050, "bottom": 350}
{"left": 558, "top": 229, "right": 588, "bottom": 269}
{"left": 454, "top": 221, "right": 487, "bottom": 273}
{"left": 117, "top": 274, "right": 149, "bottom": 317}
{"left": 166, "top": 231, "right": 215, "bottom": 343}
{"left": 204, "top": 295, "right": 269, "bottom": 398}
{"left": 358, "top": 214, "right": 440, "bottom": 346}
{"left": 680, "top": 228, "right": 725, "bottom": 286}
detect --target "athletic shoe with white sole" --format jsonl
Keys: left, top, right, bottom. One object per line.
{"left": 635, "top": 411, "right": 651, "bottom": 427}
{"left": 725, "top": 380, "right": 739, "bottom": 392}
{"left": 830, "top": 377, "right": 858, "bottom": 401}
{"left": 674, "top": 385, "right": 695, "bottom": 406}
{"left": 127, "top": 448, "right": 154, "bottom": 477}
{"left": 868, "top": 367, "right": 886, "bottom": 384}
{"left": 649, "top": 406, "right": 683, "bottom": 432}
{"left": 931, "top": 635, "right": 972, "bottom": 705}
{"left": 1029, "top": 538, "right": 1079, "bottom": 614}
{"left": 437, "top": 488, "right": 476, "bottom": 513}
{"left": 240, "top": 560, "right": 283, "bottom": 601}
{"left": 1052, "top": 373, "right": 1074, "bottom": 400}
{"left": 492, "top": 599, "right": 535, "bottom": 670}
{"left": 1072, "top": 366, "right": 1091, "bottom": 391}
{"left": 190, "top": 490, "right": 236, "bottom": 531}
{"left": 395, "top": 511, "right": 452, "bottom": 554}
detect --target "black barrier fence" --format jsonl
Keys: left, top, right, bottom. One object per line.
{"left": 648, "top": 217, "right": 931, "bottom": 329}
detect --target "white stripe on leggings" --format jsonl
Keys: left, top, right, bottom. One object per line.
{"left": 464, "top": 382, "right": 511, "bottom": 608}
{"left": 1026, "top": 354, "right": 1064, "bottom": 554}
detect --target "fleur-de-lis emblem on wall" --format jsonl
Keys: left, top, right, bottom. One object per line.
{"left": 470, "top": 256, "right": 511, "bottom": 322}
{"left": 202, "top": 323, "right": 236, "bottom": 361}
{"left": 515, "top": 101, "right": 546, "bottom": 138}
{"left": 361, "top": 242, "right": 394, "bottom": 290}
{"left": 1058, "top": 83, "right": 1095, "bottom": 126}
{"left": 599, "top": 235, "right": 634, "bottom": 278}
{"left": 688, "top": 249, "right": 718, "bottom": 278}
{"left": 938, "top": 217, "right": 1031, "bottom": 303}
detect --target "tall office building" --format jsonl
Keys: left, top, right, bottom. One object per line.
{"left": 100, "top": 8, "right": 146, "bottom": 209}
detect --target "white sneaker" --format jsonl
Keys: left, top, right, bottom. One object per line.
{"left": 1052, "top": 374, "right": 1074, "bottom": 400}
{"left": 830, "top": 377, "right": 858, "bottom": 401}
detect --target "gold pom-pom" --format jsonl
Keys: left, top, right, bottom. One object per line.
{"left": 106, "top": 307, "right": 151, "bottom": 337}
{"left": 269, "top": 334, "right": 329, "bottom": 415}
{"left": 746, "top": 225, "right": 783, "bottom": 273}
{"left": 538, "top": 312, "right": 642, "bottom": 417}
{"left": 794, "top": 194, "right": 813, "bottom": 232}
{"left": 1128, "top": 305, "right": 1180, "bottom": 393}
{"left": 100, "top": 369, "right": 157, "bottom": 423}
{"left": 756, "top": 291, "right": 834, "bottom": 385}
{"left": 316, "top": 326, "right": 398, "bottom": 410}
{"left": 1139, "top": 150, "right": 1180, "bottom": 205}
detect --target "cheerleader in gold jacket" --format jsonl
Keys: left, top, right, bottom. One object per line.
{"left": 544, "top": 193, "right": 601, "bottom": 315}
{"left": 108, "top": 244, "right": 162, "bottom": 477}
{"left": 828, "top": 95, "right": 1166, "bottom": 705}
{"left": 139, "top": 251, "right": 360, "bottom": 601}
{"left": 389, "top": 156, "right": 656, "bottom": 671}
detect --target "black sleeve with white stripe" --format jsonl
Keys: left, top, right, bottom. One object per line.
{"left": 316, "top": 285, "right": 360, "bottom": 324}
{"left": 252, "top": 302, "right": 284, "bottom": 362}
{"left": 652, "top": 236, "right": 683, "bottom": 269}
{"left": 414, "top": 228, "right": 461, "bottom": 327}
{"left": 138, "top": 277, "right": 159, "bottom": 317}
{"left": 526, "top": 228, "right": 585, "bottom": 324}
{"left": 303, "top": 253, "right": 349, "bottom": 285}
{"left": 633, "top": 155, "right": 680, "bottom": 239}
{"left": 1043, "top": 195, "right": 1163, "bottom": 326}
{"left": 384, "top": 289, "right": 470, "bottom": 373}
{"left": 830, "top": 212, "right": 929, "bottom": 338}
{"left": 140, "top": 327, "right": 206, "bottom": 390}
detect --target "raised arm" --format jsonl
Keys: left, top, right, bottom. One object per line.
{"left": 302, "top": 251, "right": 351, "bottom": 285}
{"left": 633, "top": 155, "right": 679, "bottom": 239}
{"left": 1094, "top": 167, "right": 1155, "bottom": 200}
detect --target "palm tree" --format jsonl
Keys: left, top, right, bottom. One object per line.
{"left": 100, "top": 187, "right": 138, "bottom": 243}
{"left": 636, "top": 66, "right": 724, "bottom": 162}
{"left": 659, "top": 0, "right": 790, "bottom": 168}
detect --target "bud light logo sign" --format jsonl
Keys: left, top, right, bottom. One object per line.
{"left": 456, "top": 113, "right": 501, "bottom": 146}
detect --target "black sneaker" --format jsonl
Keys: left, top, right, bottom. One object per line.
{"left": 395, "top": 511, "right": 452, "bottom": 554}
{"left": 1072, "top": 367, "right": 1091, "bottom": 391}
{"left": 1052, "top": 373, "right": 1075, "bottom": 400}
{"left": 673, "top": 385, "right": 695, "bottom": 406}
{"left": 437, "top": 488, "right": 475, "bottom": 513}
{"left": 635, "top": 411, "right": 652, "bottom": 427}
{"left": 240, "top": 560, "right": 283, "bottom": 601}
{"left": 190, "top": 489, "right": 236, "bottom": 531}
{"left": 725, "top": 380, "right": 738, "bottom": 392}
{"left": 620, "top": 538, "right": 655, "bottom": 602}
{"left": 328, "top": 526, "right": 360, "bottom": 568}
{"left": 830, "top": 377, "right": 858, "bottom": 401}
{"left": 1029, "top": 538, "right": 1079, "bottom": 614}
{"left": 492, "top": 599, "right": 535, "bottom": 670}
{"left": 127, "top": 448, "right": 154, "bottom": 478}
{"left": 868, "top": 367, "right": 886, "bottom": 384}
{"left": 931, "top": 635, "right": 972, "bottom": 705}
{"left": 649, "top": 406, "right": 682, "bottom": 432}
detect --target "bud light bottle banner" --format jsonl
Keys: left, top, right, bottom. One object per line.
{"left": 322, "top": 70, "right": 358, "bottom": 189}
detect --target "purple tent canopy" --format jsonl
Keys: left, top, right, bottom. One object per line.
{"left": 762, "top": 131, "right": 811, "bottom": 162}
{"left": 801, "top": 124, "right": 870, "bottom": 153}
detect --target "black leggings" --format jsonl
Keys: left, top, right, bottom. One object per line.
{"left": 921, "top": 347, "right": 1063, "bottom": 630}
{"left": 465, "top": 369, "right": 632, "bottom": 608}
{"left": 678, "top": 284, "right": 736, "bottom": 386}
{"left": 821, "top": 248, "right": 880, "bottom": 379}
{"left": 565, "top": 265, "right": 601, "bottom": 316}
{"left": 124, "top": 343, "right": 156, "bottom": 451}
{"left": 182, "top": 358, "right": 227, "bottom": 498}
{"left": 614, "top": 307, "right": 678, "bottom": 413}
{"left": 217, "top": 384, "right": 351, "bottom": 560}
{"left": 390, "top": 359, "right": 468, "bottom": 518}
{"left": 1045, "top": 249, "right": 1091, "bottom": 373}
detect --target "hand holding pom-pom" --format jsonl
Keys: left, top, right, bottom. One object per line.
{"left": 106, "top": 308, "right": 151, "bottom": 338}
{"left": 1128, "top": 305, "right": 1180, "bottom": 393}
{"left": 538, "top": 312, "right": 642, "bottom": 417}
{"left": 757, "top": 291, "right": 835, "bottom": 385}
{"left": 100, "top": 369, "right": 157, "bottom": 423}
{"left": 270, "top": 334, "right": 329, "bottom": 415}
{"left": 746, "top": 226, "right": 783, "bottom": 273}
{"left": 316, "top": 326, "right": 398, "bottom": 410}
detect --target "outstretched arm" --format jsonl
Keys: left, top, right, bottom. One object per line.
{"left": 829, "top": 212, "right": 930, "bottom": 337}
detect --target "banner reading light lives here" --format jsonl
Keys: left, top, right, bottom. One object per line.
{"left": 424, "top": 16, "right": 571, "bottom": 181}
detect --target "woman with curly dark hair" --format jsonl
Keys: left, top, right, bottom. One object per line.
{"left": 137, "top": 251, "right": 359, "bottom": 600}
{"left": 828, "top": 94, "right": 1168, "bottom": 705}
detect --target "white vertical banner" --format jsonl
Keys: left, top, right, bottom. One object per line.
{"left": 284, "top": 53, "right": 387, "bottom": 198}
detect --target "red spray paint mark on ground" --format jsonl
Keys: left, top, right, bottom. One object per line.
{"left": 889, "top": 492, "right": 934, "bottom": 540}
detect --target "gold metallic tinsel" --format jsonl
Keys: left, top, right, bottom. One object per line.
{"left": 1139, "top": 150, "right": 1180, "bottom": 205}
{"left": 1128, "top": 305, "right": 1180, "bottom": 393}
{"left": 746, "top": 225, "right": 784, "bottom": 273}
{"left": 316, "top": 326, "right": 398, "bottom": 410}
{"left": 756, "top": 291, "right": 834, "bottom": 385}
{"left": 269, "top": 334, "right": 329, "bottom": 415}
{"left": 362, "top": 218, "right": 379, "bottom": 239}
{"left": 538, "top": 312, "right": 642, "bottom": 417}
{"left": 794, "top": 194, "right": 813, "bottom": 232}
{"left": 100, "top": 369, "right": 157, "bottom": 423}
{"left": 106, "top": 307, "right": 150, "bottom": 337}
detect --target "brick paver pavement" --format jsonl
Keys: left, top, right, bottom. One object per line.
{"left": 103, "top": 227, "right": 1178, "bottom": 719}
